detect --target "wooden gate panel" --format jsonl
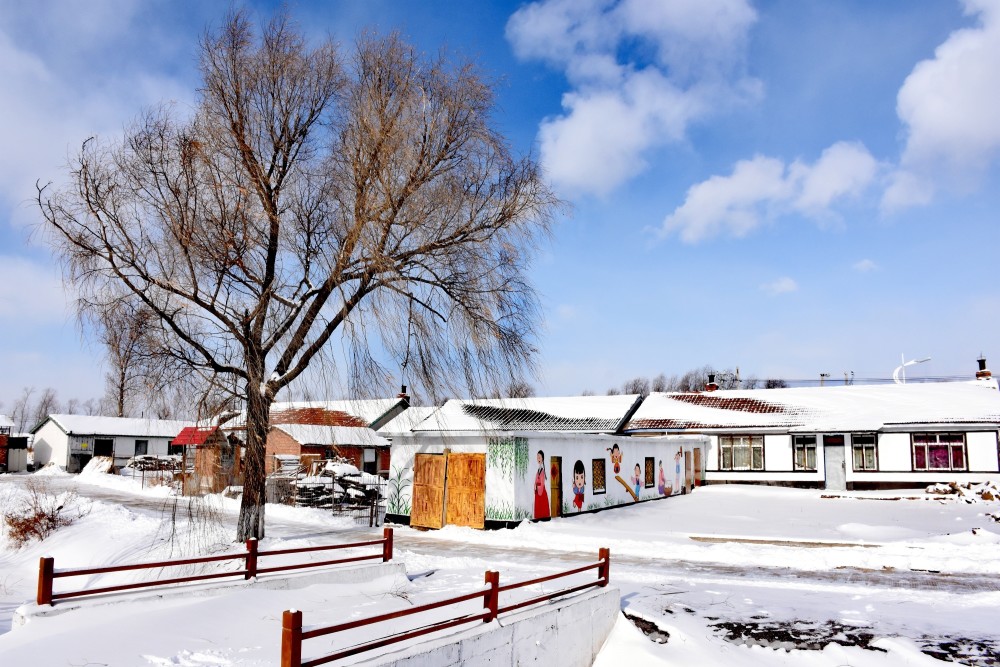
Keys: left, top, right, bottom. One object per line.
{"left": 411, "top": 454, "right": 447, "bottom": 529}
{"left": 444, "top": 453, "right": 486, "bottom": 529}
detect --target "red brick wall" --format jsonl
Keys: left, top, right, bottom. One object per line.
{"left": 265, "top": 429, "right": 302, "bottom": 473}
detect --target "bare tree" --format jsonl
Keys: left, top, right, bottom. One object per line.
{"left": 580, "top": 389, "right": 595, "bottom": 396}
{"left": 622, "top": 376, "right": 650, "bottom": 397}
{"left": 96, "top": 299, "right": 161, "bottom": 418}
{"left": 10, "top": 387, "right": 35, "bottom": 434}
{"left": 606, "top": 387, "right": 622, "bottom": 395}
{"left": 505, "top": 381, "right": 535, "bottom": 398}
{"left": 650, "top": 373, "right": 670, "bottom": 393}
{"left": 764, "top": 378, "right": 788, "bottom": 389}
{"left": 38, "top": 13, "right": 557, "bottom": 540}
{"left": 32, "top": 388, "right": 60, "bottom": 426}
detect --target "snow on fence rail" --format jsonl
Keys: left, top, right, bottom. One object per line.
{"left": 36, "top": 528, "right": 395, "bottom": 606}
{"left": 280, "top": 547, "right": 610, "bottom": 667}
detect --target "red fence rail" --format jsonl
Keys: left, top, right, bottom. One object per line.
{"left": 37, "top": 528, "right": 394, "bottom": 606}
{"left": 281, "top": 547, "right": 610, "bottom": 667}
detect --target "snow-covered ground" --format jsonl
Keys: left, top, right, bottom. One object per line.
{"left": 1, "top": 469, "right": 998, "bottom": 666}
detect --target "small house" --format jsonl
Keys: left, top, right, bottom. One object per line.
{"left": 222, "top": 397, "right": 408, "bottom": 476}
{"left": 622, "top": 375, "right": 1000, "bottom": 490}
{"left": 175, "top": 426, "right": 240, "bottom": 495}
{"left": 387, "top": 395, "right": 708, "bottom": 529}
{"left": 31, "top": 415, "right": 194, "bottom": 473}
{"left": 0, "top": 415, "right": 28, "bottom": 473}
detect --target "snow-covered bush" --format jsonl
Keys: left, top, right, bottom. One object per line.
{"left": 1, "top": 478, "right": 80, "bottom": 548}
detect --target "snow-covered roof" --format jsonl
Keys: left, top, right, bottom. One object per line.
{"left": 377, "top": 407, "right": 438, "bottom": 435}
{"left": 272, "top": 424, "right": 389, "bottom": 447}
{"left": 624, "top": 380, "right": 1000, "bottom": 433}
{"left": 221, "top": 398, "right": 404, "bottom": 430}
{"left": 34, "top": 415, "right": 194, "bottom": 438}
{"left": 412, "top": 395, "right": 641, "bottom": 433}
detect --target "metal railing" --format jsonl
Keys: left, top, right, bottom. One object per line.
{"left": 37, "top": 528, "right": 394, "bottom": 606}
{"left": 280, "top": 547, "right": 610, "bottom": 667}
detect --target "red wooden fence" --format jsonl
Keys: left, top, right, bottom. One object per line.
{"left": 280, "top": 547, "right": 610, "bottom": 667}
{"left": 37, "top": 528, "right": 394, "bottom": 606}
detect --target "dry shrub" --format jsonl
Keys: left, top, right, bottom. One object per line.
{"left": 2, "top": 479, "right": 78, "bottom": 548}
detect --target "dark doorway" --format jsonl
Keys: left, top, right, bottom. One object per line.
{"left": 94, "top": 438, "right": 114, "bottom": 457}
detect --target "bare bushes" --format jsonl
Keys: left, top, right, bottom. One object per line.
{"left": 2, "top": 479, "right": 82, "bottom": 548}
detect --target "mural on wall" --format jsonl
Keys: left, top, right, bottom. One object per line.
{"left": 630, "top": 463, "right": 642, "bottom": 497}
{"left": 386, "top": 465, "right": 412, "bottom": 515}
{"left": 487, "top": 436, "right": 530, "bottom": 482}
{"left": 572, "top": 459, "right": 585, "bottom": 512}
{"left": 674, "top": 450, "right": 684, "bottom": 494}
{"left": 608, "top": 443, "right": 623, "bottom": 474}
{"left": 534, "top": 450, "right": 550, "bottom": 519}
{"left": 657, "top": 459, "right": 668, "bottom": 495}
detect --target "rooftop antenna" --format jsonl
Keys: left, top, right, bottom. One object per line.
{"left": 893, "top": 353, "right": 930, "bottom": 385}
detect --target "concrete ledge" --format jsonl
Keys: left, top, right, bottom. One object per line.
{"left": 349, "top": 585, "right": 621, "bottom": 667}
{"left": 13, "top": 561, "right": 405, "bottom": 628}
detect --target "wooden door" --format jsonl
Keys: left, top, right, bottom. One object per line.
{"left": 444, "top": 453, "right": 486, "bottom": 529}
{"left": 550, "top": 456, "right": 562, "bottom": 517}
{"left": 410, "top": 454, "right": 448, "bottom": 529}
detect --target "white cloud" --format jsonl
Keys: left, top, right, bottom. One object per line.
{"left": 507, "top": 0, "right": 759, "bottom": 196}
{"left": 883, "top": 0, "right": 1000, "bottom": 211}
{"left": 853, "top": 259, "right": 878, "bottom": 273}
{"left": 760, "top": 277, "right": 798, "bottom": 295}
{"left": 660, "top": 141, "right": 878, "bottom": 243}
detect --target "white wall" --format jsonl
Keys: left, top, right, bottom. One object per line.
{"left": 388, "top": 433, "right": 707, "bottom": 522}
{"left": 31, "top": 421, "right": 68, "bottom": 467}
{"left": 873, "top": 433, "right": 911, "bottom": 471}
{"left": 967, "top": 431, "right": 1000, "bottom": 472}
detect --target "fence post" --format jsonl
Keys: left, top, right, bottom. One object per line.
{"left": 483, "top": 570, "right": 499, "bottom": 622}
{"left": 281, "top": 609, "right": 303, "bottom": 667}
{"left": 245, "top": 538, "right": 258, "bottom": 580}
{"left": 37, "top": 556, "right": 54, "bottom": 606}
{"left": 598, "top": 548, "right": 610, "bottom": 587}
{"left": 382, "top": 527, "right": 393, "bottom": 562}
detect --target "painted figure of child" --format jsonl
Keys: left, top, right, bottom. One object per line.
{"left": 631, "top": 463, "right": 641, "bottom": 497}
{"left": 608, "top": 443, "right": 622, "bottom": 474}
{"left": 534, "top": 450, "right": 550, "bottom": 519}
{"left": 572, "top": 460, "right": 585, "bottom": 512}
{"left": 657, "top": 459, "right": 666, "bottom": 495}
{"left": 674, "top": 450, "right": 683, "bottom": 494}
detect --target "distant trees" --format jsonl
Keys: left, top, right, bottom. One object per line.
{"left": 602, "top": 365, "right": 778, "bottom": 395}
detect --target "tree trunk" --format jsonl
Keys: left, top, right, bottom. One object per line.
{"left": 237, "top": 377, "right": 272, "bottom": 541}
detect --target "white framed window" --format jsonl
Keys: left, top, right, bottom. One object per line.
{"left": 363, "top": 447, "right": 377, "bottom": 474}
{"left": 912, "top": 433, "right": 966, "bottom": 471}
{"left": 792, "top": 435, "right": 816, "bottom": 471}
{"left": 719, "top": 435, "right": 764, "bottom": 471}
{"left": 134, "top": 440, "right": 149, "bottom": 456}
{"left": 851, "top": 433, "right": 878, "bottom": 471}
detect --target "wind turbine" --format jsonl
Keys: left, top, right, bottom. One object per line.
{"left": 893, "top": 354, "right": 930, "bottom": 385}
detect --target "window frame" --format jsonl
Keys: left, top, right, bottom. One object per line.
{"left": 911, "top": 433, "right": 967, "bottom": 471}
{"left": 592, "top": 459, "right": 606, "bottom": 494}
{"left": 850, "top": 433, "right": 878, "bottom": 471}
{"left": 718, "top": 435, "right": 764, "bottom": 471}
{"left": 644, "top": 457, "right": 655, "bottom": 488}
{"left": 792, "top": 435, "right": 817, "bottom": 471}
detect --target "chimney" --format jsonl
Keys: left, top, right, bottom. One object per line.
{"left": 397, "top": 384, "right": 410, "bottom": 405}
{"left": 705, "top": 373, "right": 719, "bottom": 392}
{"left": 976, "top": 357, "right": 992, "bottom": 380}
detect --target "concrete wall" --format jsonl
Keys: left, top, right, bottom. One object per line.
{"left": 360, "top": 586, "right": 621, "bottom": 667}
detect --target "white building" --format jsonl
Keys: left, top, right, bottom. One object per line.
{"left": 387, "top": 395, "right": 707, "bottom": 528}
{"left": 622, "top": 379, "right": 1000, "bottom": 490}
{"left": 31, "top": 415, "right": 194, "bottom": 472}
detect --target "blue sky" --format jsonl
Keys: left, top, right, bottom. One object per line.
{"left": 2, "top": 0, "right": 1000, "bottom": 409}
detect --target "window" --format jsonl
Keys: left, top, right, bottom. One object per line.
{"left": 793, "top": 435, "right": 816, "bottom": 471}
{"left": 851, "top": 433, "right": 878, "bottom": 471}
{"left": 363, "top": 448, "right": 377, "bottom": 474}
{"left": 592, "top": 459, "right": 606, "bottom": 494}
{"left": 912, "top": 433, "right": 967, "bottom": 471}
{"left": 167, "top": 440, "right": 182, "bottom": 456}
{"left": 644, "top": 457, "right": 655, "bottom": 488}
{"left": 719, "top": 435, "right": 764, "bottom": 471}
{"left": 134, "top": 440, "right": 149, "bottom": 456}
